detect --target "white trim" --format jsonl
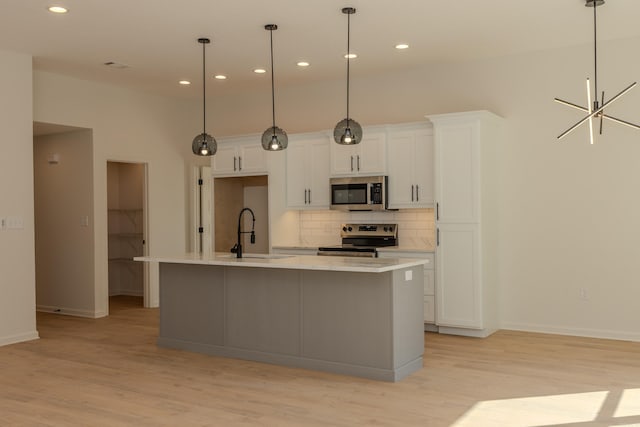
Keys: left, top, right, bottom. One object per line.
{"left": 501, "top": 322, "right": 640, "bottom": 342}
{"left": 0, "top": 331, "right": 39, "bottom": 347}
{"left": 37, "top": 305, "right": 104, "bottom": 319}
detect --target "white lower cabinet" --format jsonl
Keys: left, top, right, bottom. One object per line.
{"left": 435, "top": 224, "right": 481, "bottom": 329}
{"left": 378, "top": 251, "right": 435, "bottom": 326}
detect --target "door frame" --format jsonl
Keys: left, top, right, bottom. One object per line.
{"left": 106, "top": 160, "right": 151, "bottom": 310}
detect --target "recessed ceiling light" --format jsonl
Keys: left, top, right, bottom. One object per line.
{"left": 297, "top": 61, "right": 310, "bottom": 67}
{"left": 48, "top": 6, "right": 68, "bottom": 13}
{"left": 395, "top": 43, "right": 409, "bottom": 50}
{"left": 214, "top": 75, "right": 227, "bottom": 80}
{"left": 179, "top": 80, "right": 191, "bottom": 85}
{"left": 344, "top": 53, "right": 357, "bottom": 59}
{"left": 254, "top": 68, "right": 266, "bottom": 74}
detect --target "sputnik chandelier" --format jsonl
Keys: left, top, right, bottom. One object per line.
{"left": 555, "top": 0, "right": 640, "bottom": 144}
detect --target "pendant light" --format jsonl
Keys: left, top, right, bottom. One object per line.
{"left": 192, "top": 37, "right": 217, "bottom": 156}
{"left": 555, "top": 0, "right": 640, "bottom": 144}
{"left": 261, "top": 24, "right": 288, "bottom": 151}
{"left": 334, "top": 7, "right": 362, "bottom": 145}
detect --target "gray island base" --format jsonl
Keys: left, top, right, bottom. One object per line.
{"left": 148, "top": 254, "right": 425, "bottom": 382}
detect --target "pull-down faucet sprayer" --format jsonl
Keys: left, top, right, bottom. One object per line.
{"left": 230, "top": 207, "right": 255, "bottom": 258}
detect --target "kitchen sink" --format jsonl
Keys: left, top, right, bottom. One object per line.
{"left": 216, "top": 253, "right": 293, "bottom": 260}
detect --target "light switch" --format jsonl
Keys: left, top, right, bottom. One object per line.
{"left": 6, "top": 216, "right": 24, "bottom": 229}
{"left": 405, "top": 270, "right": 413, "bottom": 281}
{"left": 80, "top": 216, "right": 89, "bottom": 227}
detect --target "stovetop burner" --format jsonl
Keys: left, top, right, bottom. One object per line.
{"left": 317, "top": 224, "right": 398, "bottom": 257}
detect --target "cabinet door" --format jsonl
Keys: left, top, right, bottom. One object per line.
{"left": 434, "top": 123, "right": 479, "bottom": 223}
{"left": 330, "top": 143, "right": 358, "bottom": 176}
{"left": 286, "top": 143, "right": 309, "bottom": 208}
{"left": 237, "top": 143, "right": 267, "bottom": 174}
{"left": 413, "top": 129, "right": 434, "bottom": 208}
{"left": 387, "top": 133, "right": 416, "bottom": 208}
{"left": 307, "top": 139, "right": 330, "bottom": 208}
{"left": 212, "top": 145, "right": 238, "bottom": 176}
{"left": 357, "top": 132, "right": 387, "bottom": 175}
{"left": 435, "top": 223, "right": 482, "bottom": 329}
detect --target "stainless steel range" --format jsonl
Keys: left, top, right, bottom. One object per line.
{"left": 317, "top": 223, "right": 397, "bottom": 257}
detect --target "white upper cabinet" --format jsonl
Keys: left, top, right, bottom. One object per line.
{"left": 211, "top": 136, "right": 267, "bottom": 177}
{"left": 286, "top": 134, "right": 331, "bottom": 209}
{"left": 330, "top": 130, "right": 387, "bottom": 176}
{"left": 433, "top": 121, "right": 480, "bottom": 223}
{"left": 387, "top": 123, "right": 434, "bottom": 209}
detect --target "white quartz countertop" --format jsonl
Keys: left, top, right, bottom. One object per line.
{"left": 272, "top": 245, "right": 435, "bottom": 254}
{"left": 135, "top": 252, "right": 427, "bottom": 273}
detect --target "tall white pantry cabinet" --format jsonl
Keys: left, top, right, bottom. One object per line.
{"left": 428, "top": 111, "right": 504, "bottom": 338}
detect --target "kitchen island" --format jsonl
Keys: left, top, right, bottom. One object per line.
{"left": 135, "top": 253, "right": 427, "bottom": 381}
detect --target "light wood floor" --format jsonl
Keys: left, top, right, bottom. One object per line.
{"left": 2, "top": 296, "right": 640, "bottom": 427}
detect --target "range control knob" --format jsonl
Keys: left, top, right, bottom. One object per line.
{"left": 383, "top": 226, "right": 389, "bottom": 232}
{"left": 348, "top": 226, "right": 353, "bottom": 232}
{"left": 342, "top": 226, "right": 348, "bottom": 232}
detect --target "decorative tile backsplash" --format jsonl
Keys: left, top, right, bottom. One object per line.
{"left": 298, "top": 208, "right": 435, "bottom": 249}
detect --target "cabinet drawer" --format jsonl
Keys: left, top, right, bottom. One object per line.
{"left": 424, "top": 269, "right": 435, "bottom": 296}
{"left": 424, "top": 296, "right": 435, "bottom": 323}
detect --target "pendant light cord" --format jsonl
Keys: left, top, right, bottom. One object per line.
{"left": 346, "top": 10, "right": 351, "bottom": 126}
{"left": 593, "top": 1, "right": 598, "bottom": 105}
{"left": 202, "top": 41, "right": 206, "bottom": 135}
{"left": 270, "top": 28, "right": 276, "bottom": 135}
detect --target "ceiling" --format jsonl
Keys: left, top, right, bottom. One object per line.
{"left": 4, "top": 0, "right": 640, "bottom": 100}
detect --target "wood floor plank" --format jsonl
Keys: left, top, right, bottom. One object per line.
{"left": 1, "top": 296, "right": 640, "bottom": 426}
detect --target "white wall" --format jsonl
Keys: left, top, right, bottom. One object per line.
{"left": 200, "top": 36, "right": 640, "bottom": 341}
{"left": 0, "top": 50, "right": 38, "bottom": 345}
{"left": 34, "top": 130, "right": 95, "bottom": 316}
{"left": 20, "top": 33, "right": 640, "bottom": 340}
{"left": 33, "top": 71, "right": 196, "bottom": 313}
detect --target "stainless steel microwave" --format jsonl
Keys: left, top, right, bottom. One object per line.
{"left": 330, "top": 176, "right": 388, "bottom": 211}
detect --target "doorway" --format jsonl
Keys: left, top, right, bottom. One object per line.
{"left": 107, "top": 161, "right": 149, "bottom": 308}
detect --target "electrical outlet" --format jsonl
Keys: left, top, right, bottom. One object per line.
{"left": 579, "top": 288, "right": 589, "bottom": 301}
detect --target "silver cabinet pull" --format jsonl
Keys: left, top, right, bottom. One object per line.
{"left": 233, "top": 157, "right": 237, "bottom": 171}
{"left": 308, "top": 188, "right": 311, "bottom": 204}
{"left": 350, "top": 155, "right": 354, "bottom": 171}
{"left": 437, "top": 228, "right": 440, "bottom": 246}
{"left": 304, "top": 189, "right": 308, "bottom": 204}
{"left": 416, "top": 185, "right": 419, "bottom": 202}
{"left": 238, "top": 156, "right": 242, "bottom": 171}
{"left": 357, "top": 155, "right": 360, "bottom": 171}
{"left": 411, "top": 185, "right": 414, "bottom": 202}
{"left": 436, "top": 203, "right": 439, "bottom": 220}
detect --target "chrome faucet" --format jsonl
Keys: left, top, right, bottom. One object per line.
{"left": 230, "top": 207, "right": 255, "bottom": 258}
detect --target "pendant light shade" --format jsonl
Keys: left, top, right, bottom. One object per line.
{"left": 192, "top": 37, "right": 217, "bottom": 156}
{"left": 554, "top": 0, "right": 640, "bottom": 144}
{"left": 261, "top": 24, "right": 288, "bottom": 151}
{"left": 334, "top": 7, "right": 362, "bottom": 145}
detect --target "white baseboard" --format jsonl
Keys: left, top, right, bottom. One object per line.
{"left": 37, "top": 305, "right": 101, "bottom": 319}
{"left": 500, "top": 322, "right": 640, "bottom": 342}
{"left": 0, "top": 330, "right": 39, "bottom": 347}
{"left": 109, "top": 290, "right": 143, "bottom": 297}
